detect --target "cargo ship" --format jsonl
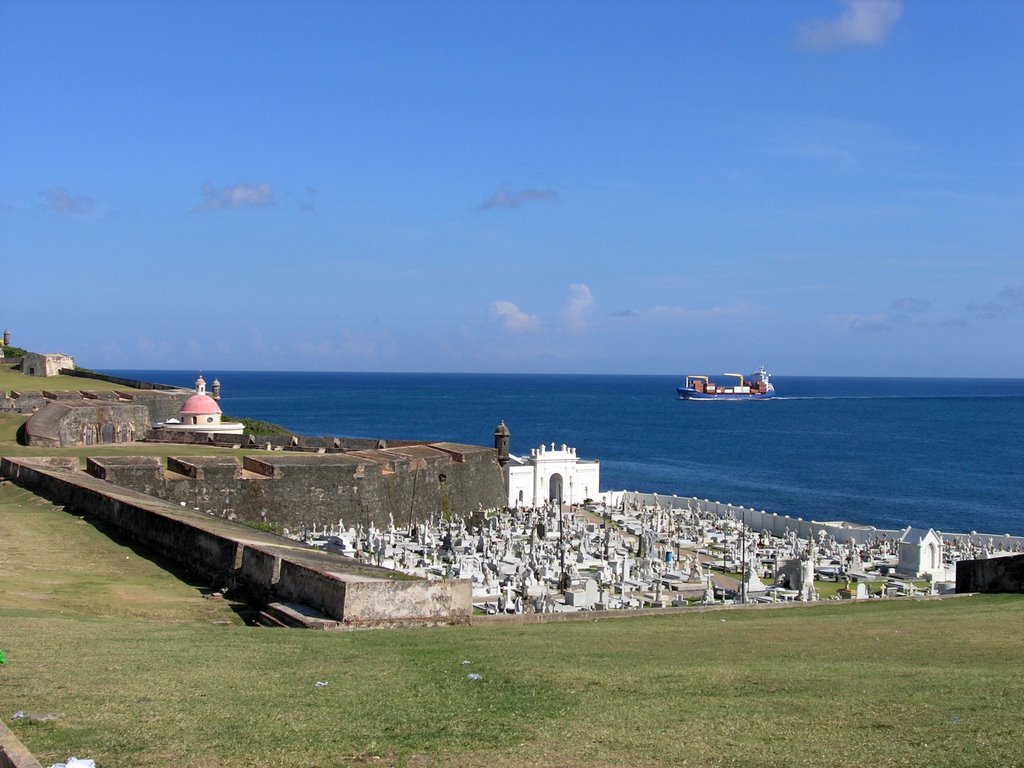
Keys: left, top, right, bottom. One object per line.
{"left": 677, "top": 366, "right": 775, "bottom": 400}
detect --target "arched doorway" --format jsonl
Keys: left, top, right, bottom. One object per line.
{"left": 548, "top": 473, "right": 563, "bottom": 506}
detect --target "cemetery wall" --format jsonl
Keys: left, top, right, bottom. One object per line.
{"left": 956, "top": 554, "right": 1024, "bottom": 594}
{"left": 0, "top": 457, "right": 471, "bottom": 626}
{"left": 610, "top": 490, "right": 1024, "bottom": 550}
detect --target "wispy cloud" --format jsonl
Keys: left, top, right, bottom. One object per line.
{"left": 610, "top": 309, "right": 636, "bottom": 319}
{"left": 298, "top": 329, "right": 382, "bottom": 359}
{"left": 830, "top": 312, "right": 893, "bottom": 332}
{"left": 968, "top": 285, "right": 1024, "bottom": 317}
{"left": 299, "top": 186, "right": 319, "bottom": 214}
{"left": 39, "top": 187, "right": 96, "bottom": 216}
{"left": 562, "top": 283, "right": 594, "bottom": 333}
{"left": 798, "top": 0, "right": 902, "bottom": 51}
{"left": 491, "top": 300, "right": 541, "bottom": 333}
{"left": 480, "top": 188, "right": 558, "bottom": 211}
{"left": 888, "top": 296, "right": 930, "bottom": 315}
{"left": 831, "top": 295, "right": 930, "bottom": 332}
{"left": 648, "top": 304, "right": 748, "bottom": 321}
{"left": 193, "top": 182, "right": 274, "bottom": 213}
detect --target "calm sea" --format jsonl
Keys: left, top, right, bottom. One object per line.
{"left": 106, "top": 371, "right": 1024, "bottom": 537}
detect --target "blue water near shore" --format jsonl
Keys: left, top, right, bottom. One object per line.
{"left": 106, "top": 370, "right": 1024, "bottom": 536}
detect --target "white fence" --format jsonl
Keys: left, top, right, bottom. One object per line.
{"left": 598, "top": 490, "right": 1024, "bottom": 550}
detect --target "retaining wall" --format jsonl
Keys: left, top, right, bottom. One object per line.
{"left": 0, "top": 457, "right": 471, "bottom": 626}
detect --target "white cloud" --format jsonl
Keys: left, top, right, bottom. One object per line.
{"left": 491, "top": 300, "right": 541, "bottom": 333}
{"left": 798, "top": 0, "right": 902, "bottom": 51}
{"left": 193, "top": 182, "right": 274, "bottom": 212}
{"left": 40, "top": 187, "right": 96, "bottom": 216}
{"left": 480, "top": 188, "right": 558, "bottom": 211}
{"left": 562, "top": 283, "right": 594, "bottom": 333}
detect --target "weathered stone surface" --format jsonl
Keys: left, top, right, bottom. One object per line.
{"left": 956, "top": 554, "right": 1024, "bottom": 593}
{"left": 18, "top": 389, "right": 190, "bottom": 446}
{"left": 99, "top": 446, "right": 505, "bottom": 530}
{"left": 23, "top": 401, "right": 151, "bottom": 447}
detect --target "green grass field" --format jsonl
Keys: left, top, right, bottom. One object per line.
{"left": 2, "top": 482, "right": 1023, "bottom": 767}
{"left": 0, "top": 365, "right": 136, "bottom": 393}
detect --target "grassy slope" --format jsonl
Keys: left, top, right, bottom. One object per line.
{"left": 2, "top": 484, "right": 1023, "bottom": 767}
{"left": 0, "top": 365, "right": 139, "bottom": 393}
{"left": 2, "top": 364, "right": 1022, "bottom": 766}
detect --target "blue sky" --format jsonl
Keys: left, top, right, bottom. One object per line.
{"left": 2, "top": 0, "right": 1022, "bottom": 376}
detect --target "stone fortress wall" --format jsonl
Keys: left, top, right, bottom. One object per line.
{"left": 3, "top": 366, "right": 507, "bottom": 528}
{"left": 0, "top": 456, "right": 471, "bottom": 627}
{"left": 86, "top": 444, "right": 507, "bottom": 531}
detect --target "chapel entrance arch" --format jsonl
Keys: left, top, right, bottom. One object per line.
{"left": 549, "top": 473, "right": 563, "bottom": 506}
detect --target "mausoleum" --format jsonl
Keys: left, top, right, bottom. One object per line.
{"left": 897, "top": 526, "right": 944, "bottom": 579}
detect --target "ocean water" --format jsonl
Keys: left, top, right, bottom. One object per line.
{"left": 106, "top": 370, "right": 1024, "bottom": 536}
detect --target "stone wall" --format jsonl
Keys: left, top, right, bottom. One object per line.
{"left": 0, "top": 456, "right": 471, "bottom": 626}
{"left": 86, "top": 444, "right": 506, "bottom": 530}
{"left": 23, "top": 402, "right": 151, "bottom": 447}
{"left": 956, "top": 554, "right": 1024, "bottom": 593}
{"left": 18, "top": 352, "right": 74, "bottom": 377}
{"left": 19, "top": 391, "right": 190, "bottom": 446}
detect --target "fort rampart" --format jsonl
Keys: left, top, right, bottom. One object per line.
{"left": 0, "top": 456, "right": 471, "bottom": 626}
{"left": 84, "top": 442, "right": 506, "bottom": 530}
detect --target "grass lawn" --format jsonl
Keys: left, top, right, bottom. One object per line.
{"left": 2, "top": 484, "right": 1023, "bottom": 767}
{"left": 0, "top": 365, "right": 139, "bottom": 393}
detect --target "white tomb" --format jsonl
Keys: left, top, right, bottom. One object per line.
{"left": 897, "top": 526, "right": 944, "bottom": 579}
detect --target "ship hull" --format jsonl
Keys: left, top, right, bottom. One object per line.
{"left": 676, "top": 388, "right": 775, "bottom": 401}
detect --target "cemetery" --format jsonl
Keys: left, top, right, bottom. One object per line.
{"left": 288, "top": 488, "right": 1024, "bottom": 617}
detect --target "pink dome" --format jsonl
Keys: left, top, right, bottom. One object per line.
{"left": 180, "top": 393, "right": 222, "bottom": 416}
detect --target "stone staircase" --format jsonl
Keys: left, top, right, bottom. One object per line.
{"left": 257, "top": 601, "right": 343, "bottom": 630}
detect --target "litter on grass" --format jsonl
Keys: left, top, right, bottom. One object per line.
{"left": 467, "top": 673, "right": 483, "bottom": 681}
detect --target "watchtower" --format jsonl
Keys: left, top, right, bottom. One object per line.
{"left": 493, "top": 420, "right": 510, "bottom": 468}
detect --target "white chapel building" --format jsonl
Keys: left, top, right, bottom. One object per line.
{"left": 503, "top": 439, "right": 600, "bottom": 509}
